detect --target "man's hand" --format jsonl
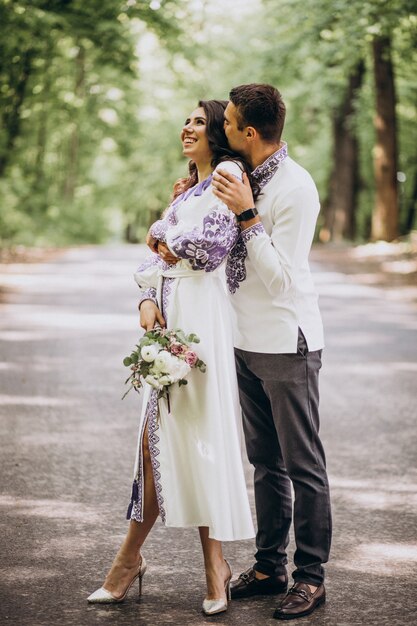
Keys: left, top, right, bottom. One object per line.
{"left": 212, "top": 170, "right": 255, "bottom": 215}
{"left": 157, "top": 242, "right": 179, "bottom": 265}
{"left": 139, "top": 300, "right": 166, "bottom": 332}
{"left": 146, "top": 229, "right": 159, "bottom": 253}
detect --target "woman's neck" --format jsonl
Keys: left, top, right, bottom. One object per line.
{"left": 195, "top": 161, "right": 213, "bottom": 183}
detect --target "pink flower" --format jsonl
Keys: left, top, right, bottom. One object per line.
{"left": 185, "top": 350, "right": 198, "bottom": 367}
{"left": 170, "top": 343, "right": 185, "bottom": 356}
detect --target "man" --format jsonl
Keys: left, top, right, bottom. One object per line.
{"left": 211, "top": 83, "right": 332, "bottom": 620}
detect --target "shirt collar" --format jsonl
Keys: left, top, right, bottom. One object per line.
{"left": 252, "top": 142, "right": 288, "bottom": 189}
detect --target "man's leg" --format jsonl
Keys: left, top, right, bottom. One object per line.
{"left": 235, "top": 348, "right": 292, "bottom": 578}
{"left": 244, "top": 332, "right": 332, "bottom": 586}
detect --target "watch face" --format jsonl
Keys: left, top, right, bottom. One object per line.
{"left": 239, "top": 208, "right": 257, "bottom": 221}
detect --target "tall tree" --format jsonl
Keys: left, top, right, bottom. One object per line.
{"left": 323, "top": 61, "right": 365, "bottom": 241}
{"left": 371, "top": 35, "right": 398, "bottom": 241}
{"left": 261, "top": 0, "right": 416, "bottom": 241}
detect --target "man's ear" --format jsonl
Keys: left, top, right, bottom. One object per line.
{"left": 246, "top": 126, "right": 257, "bottom": 141}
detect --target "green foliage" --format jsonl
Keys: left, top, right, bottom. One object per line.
{"left": 0, "top": 0, "right": 188, "bottom": 245}
{"left": 0, "top": 0, "right": 416, "bottom": 245}
{"left": 259, "top": 0, "right": 417, "bottom": 238}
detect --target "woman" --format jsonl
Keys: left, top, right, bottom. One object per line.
{"left": 87, "top": 100, "right": 255, "bottom": 616}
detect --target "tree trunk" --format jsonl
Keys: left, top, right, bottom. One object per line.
{"left": 62, "top": 44, "right": 85, "bottom": 201}
{"left": 321, "top": 60, "right": 364, "bottom": 242}
{"left": 371, "top": 35, "right": 399, "bottom": 241}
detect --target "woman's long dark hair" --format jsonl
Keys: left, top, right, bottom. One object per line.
{"left": 172, "top": 99, "right": 259, "bottom": 201}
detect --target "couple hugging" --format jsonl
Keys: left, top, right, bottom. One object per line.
{"left": 87, "top": 83, "right": 332, "bottom": 621}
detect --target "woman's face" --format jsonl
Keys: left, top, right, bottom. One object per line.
{"left": 181, "top": 107, "right": 212, "bottom": 164}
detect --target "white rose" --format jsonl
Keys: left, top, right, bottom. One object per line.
{"left": 144, "top": 374, "right": 162, "bottom": 389}
{"left": 158, "top": 375, "right": 172, "bottom": 386}
{"left": 141, "top": 345, "right": 159, "bottom": 362}
{"left": 153, "top": 350, "right": 173, "bottom": 373}
{"left": 168, "top": 356, "right": 191, "bottom": 381}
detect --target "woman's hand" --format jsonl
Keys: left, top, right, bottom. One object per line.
{"left": 212, "top": 171, "right": 255, "bottom": 215}
{"left": 139, "top": 300, "right": 166, "bottom": 331}
{"left": 157, "top": 242, "right": 179, "bottom": 265}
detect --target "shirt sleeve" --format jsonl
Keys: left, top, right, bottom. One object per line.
{"left": 134, "top": 253, "right": 162, "bottom": 307}
{"left": 149, "top": 203, "right": 177, "bottom": 244}
{"left": 242, "top": 185, "right": 320, "bottom": 296}
{"left": 164, "top": 161, "right": 242, "bottom": 272}
{"left": 139, "top": 203, "right": 179, "bottom": 306}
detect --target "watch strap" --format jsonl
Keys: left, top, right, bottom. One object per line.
{"left": 236, "top": 207, "right": 258, "bottom": 222}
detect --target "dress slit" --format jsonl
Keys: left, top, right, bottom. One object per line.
{"left": 127, "top": 274, "right": 171, "bottom": 524}
{"left": 128, "top": 389, "right": 166, "bottom": 523}
{"left": 145, "top": 390, "right": 166, "bottom": 522}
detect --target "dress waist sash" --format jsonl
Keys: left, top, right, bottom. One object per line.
{"left": 156, "top": 263, "right": 221, "bottom": 310}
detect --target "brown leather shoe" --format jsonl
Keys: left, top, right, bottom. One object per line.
{"left": 273, "top": 582, "right": 325, "bottom": 619}
{"left": 230, "top": 566, "right": 288, "bottom": 599}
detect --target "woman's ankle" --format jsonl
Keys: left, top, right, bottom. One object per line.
{"left": 114, "top": 548, "right": 141, "bottom": 569}
{"left": 205, "top": 559, "right": 230, "bottom": 585}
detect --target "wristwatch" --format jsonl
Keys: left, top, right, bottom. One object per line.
{"left": 236, "top": 207, "right": 258, "bottom": 222}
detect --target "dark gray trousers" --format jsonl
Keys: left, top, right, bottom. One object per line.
{"left": 235, "top": 330, "right": 332, "bottom": 586}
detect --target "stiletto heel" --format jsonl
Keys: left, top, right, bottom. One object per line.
{"left": 138, "top": 569, "right": 144, "bottom": 596}
{"left": 202, "top": 559, "right": 232, "bottom": 616}
{"left": 87, "top": 555, "right": 147, "bottom": 604}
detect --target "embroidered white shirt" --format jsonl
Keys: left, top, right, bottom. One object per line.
{"left": 227, "top": 143, "right": 324, "bottom": 354}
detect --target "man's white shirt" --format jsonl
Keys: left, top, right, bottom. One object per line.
{"left": 228, "top": 143, "right": 324, "bottom": 354}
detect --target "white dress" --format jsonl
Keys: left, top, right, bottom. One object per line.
{"left": 127, "top": 161, "right": 255, "bottom": 541}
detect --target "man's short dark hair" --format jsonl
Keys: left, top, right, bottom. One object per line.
{"left": 229, "top": 84, "right": 286, "bottom": 143}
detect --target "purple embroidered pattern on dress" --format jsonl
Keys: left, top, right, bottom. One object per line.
{"left": 138, "top": 286, "right": 158, "bottom": 308}
{"left": 129, "top": 414, "right": 147, "bottom": 522}
{"left": 128, "top": 389, "right": 166, "bottom": 523}
{"left": 136, "top": 253, "right": 159, "bottom": 273}
{"left": 147, "top": 390, "right": 166, "bottom": 522}
{"left": 150, "top": 219, "right": 168, "bottom": 242}
{"left": 226, "top": 223, "right": 266, "bottom": 294}
{"left": 169, "top": 208, "right": 239, "bottom": 272}
{"left": 136, "top": 254, "right": 160, "bottom": 307}
{"left": 252, "top": 142, "right": 288, "bottom": 189}
{"left": 149, "top": 201, "right": 179, "bottom": 245}
{"left": 167, "top": 204, "right": 179, "bottom": 225}
{"left": 161, "top": 277, "right": 174, "bottom": 319}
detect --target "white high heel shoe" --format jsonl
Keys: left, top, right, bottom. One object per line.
{"left": 202, "top": 560, "right": 232, "bottom": 616}
{"left": 87, "top": 555, "right": 147, "bottom": 604}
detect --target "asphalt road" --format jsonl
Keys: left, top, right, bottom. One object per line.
{"left": 0, "top": 244, "right": 416, "bottom": 626}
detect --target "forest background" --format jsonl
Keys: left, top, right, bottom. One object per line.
{"left": 0, "top": 0, "right": 416, "bottom": 248}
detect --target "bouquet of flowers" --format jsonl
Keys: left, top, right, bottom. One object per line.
{"left": 122, "top": 326, "right": 206, "bottom": 400}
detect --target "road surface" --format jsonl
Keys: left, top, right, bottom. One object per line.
{"left": 0, "top": 244, "right": 416, "bottom": 625}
